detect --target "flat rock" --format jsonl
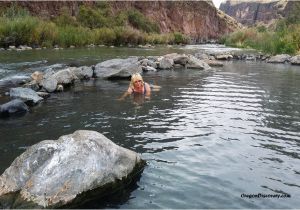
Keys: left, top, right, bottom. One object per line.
{"left": 0, "top": 130, "right": 145, "bottom": 208}
{"left": 36, "top": 91, "right": 50, "bottom": 99}
{"left": 267, "top": 54, "right": 291, "bottom": 63}
{"left": 215, "top": 54, "right": 233, "bottom": 60}
{"left": 143, "top": 66, "right": 157, "bottom": 71}
{"left": 10, "top": 87, "right": 43, "bottom": 105}
{"left": 205, "top": 60, "right": 224, "bottom": 67}
{"left": 290, "top": 55, "right": 300, "bottom": 65}
{"left": 95, "top": 57, "right": 142, "bottom": 79}
{"left": 186, "top": 55, "right": 211, "bottom": 70}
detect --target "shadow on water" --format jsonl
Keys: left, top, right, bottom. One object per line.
{"left": 67, "top": 165, "right": 145, "bottom": 209}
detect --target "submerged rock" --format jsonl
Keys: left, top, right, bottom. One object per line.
{"left": 0, "top": 130, "right": 145, "bottom": 209}
{"left": 36, "top": 92, "right": 50, "bottom": 99}
{"left": 0, "top": 99, "right": 29, "bottom": 117}
{"left": 10, "top": 87, "right": 43, "bottom": 105}
{"left": 95, "top": 57, "right": 142, "bottom": 79}
{"left": 0, "top": 75, "right": 31, "bottom": 87}
{"left": 205, "top": 60, "right": 224, "bottom": 67}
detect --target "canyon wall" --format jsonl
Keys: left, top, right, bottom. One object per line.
{"left": 0, "top": 1, "right": 240, "bottom": 42}
{"left": 220, "top": 0, "right": 297, "bottom": 26}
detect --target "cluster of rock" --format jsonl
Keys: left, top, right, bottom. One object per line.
{"left": 0, "top": 130, "right": 145, "bottom": 208}
{"left": 0, "top": 53, "right": 220, "bottom": 117}
{"left": 0, "top": 43, "right": 156, "bottom": 51}
{"left": 209, "top": 52, "right": 300, "bottom": 65}
{"left": 139, "top": 53, "right": 225, "bottom": 71}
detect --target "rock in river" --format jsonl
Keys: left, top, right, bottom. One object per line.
{"left": 95, "top": 57, "right": 142, "bottom": 79}
{"left": 0, "top": 130, "right": 145, "bottom": 208}
{"left": 290, "top": 55, "right": 300, "bottom": 65}
{"left": 186, "top": 55, "right": 211, "bottom": 70}
{"left": 10, "top": 87, "right": 43, "bottom": 105}
{"left": 267, "top": 54, "right": 291, "bottom": 63}
{"left": 0, "top": 99, "right": 29, "bottom": 117}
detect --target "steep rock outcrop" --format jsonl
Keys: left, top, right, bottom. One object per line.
{"left": 109, "top": 1, "right": 240, "bottom": 42}
{"left": 1, "top": 1, "right": 240, "bottom": 42}
{"left": 220, "top": 0, "right": 297, "bottom": 26}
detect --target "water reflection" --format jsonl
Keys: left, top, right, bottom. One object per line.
{"left": 0, "top": 54, "right": 300, "bottom": 208}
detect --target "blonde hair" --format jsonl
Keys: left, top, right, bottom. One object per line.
{"left": 129, "top": 73, "right": 144, "bottom": 89}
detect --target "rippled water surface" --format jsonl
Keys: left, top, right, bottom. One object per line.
{"left": 0, "top": 46, "right": 299, "bottom": 208}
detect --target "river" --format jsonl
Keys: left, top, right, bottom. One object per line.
{"left": 0, "top": 45, "right": 299, "bottom": 208}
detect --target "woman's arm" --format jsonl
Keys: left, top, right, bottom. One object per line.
{"left": 145, "top": 83, "right": 151, "bottom": 98}
{"left": 118, "top": 87, "right": 133, "bottom": 100}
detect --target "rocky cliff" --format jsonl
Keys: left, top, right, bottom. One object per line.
{"left": 219, "top": 0, "right": 296, "bottom": 26}
{"left": 1, "top": 1, "right": 240, "bottom": 42}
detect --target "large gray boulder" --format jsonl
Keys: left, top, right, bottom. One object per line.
{"left": 95, "top": 57, "right": 142, "bottom": 79}
{"left": 164, "top": 53, "right": 189, "bottom": 65}
{"left": 186, "top": 55, "right": 211, "bottom": 70}
{"left": 40, "top": 77, "right": 58, "bottom": 93}
{"left": 267, "top": 54, "right": 291, "bottom": 63}
{"left": 10, "top": 87, "right": 43, "bottom": 105}
{"left": 0, "top": 99, "right": 29, "bottom": 117}
{"left": 158, "top": 57, "right": 174, "bottom": 69}
{"left": 51, "top": 68, "right": 78, "bottom": 85}
{"left": 71, "top": 66, "right": 93, "bottom": 80}
{"left": 0, "top": 130, "right": 145, "bottom": 209}
{"left": 290, "top": 55, "right": 300, "bottom": 65}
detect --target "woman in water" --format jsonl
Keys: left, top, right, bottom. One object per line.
{"left": 119, "top": 73, "right": 153, "bottom": 100}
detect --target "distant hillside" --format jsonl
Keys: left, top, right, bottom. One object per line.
{"left": 220, "top": 0, "right": 298, "bottom": 26}
{"left": 0, "top": 1, "right": 240, "bottom": 42}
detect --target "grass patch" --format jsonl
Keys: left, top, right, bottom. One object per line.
{"left": 0, "top": 4, "right": 189, "bottom": 48}
{"left": 222, "top": 22, "right": 300, "bottom": 55}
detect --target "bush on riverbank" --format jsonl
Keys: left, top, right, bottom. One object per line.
{"left": 221, "top": 23, "right": 300, "bottom": 55}
{"left": 0, "top": 4, "right": 189, "bottom": 48}
{"left": 221, "top": 3, "right": 300, "bottom": 55}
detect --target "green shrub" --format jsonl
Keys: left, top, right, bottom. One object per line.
{"left": 0, "top": 16, "right": 38, "bottom": 47}
{"left": 127, "top": 9, "right": 160, "bottom": 33}
{"left": 53, "top": 7, "right": 78, "bottom": 27}
{"left": 56, "top": 26, "right": 92, "bottom": 47}
{"left": 77, "top": 5, "right": 110, "bottom": 29}
{"left": 0, "top": 4, "right": 30, "bottom": 19}
{"left": 172, "top": 32, "right": 189, "bottom": 44}
{"left": 93, "top": 27, "right": 116, "bottom": 45}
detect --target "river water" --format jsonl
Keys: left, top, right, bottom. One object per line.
{"left": 0, "top": 45, "right": 299, "bottom": 208}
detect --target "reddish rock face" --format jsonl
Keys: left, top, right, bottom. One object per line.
{"left": 220, "top": 0, "right": 299, "bottom": 26}
{"left": 0, "top": 1, "right": 240, "bottom": 42}
{"left": 109, "top": 1, "right": 240, "bottom": 42}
